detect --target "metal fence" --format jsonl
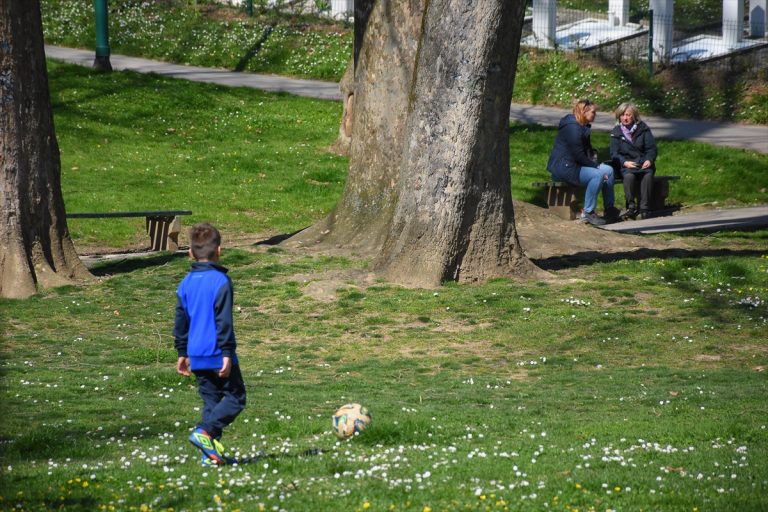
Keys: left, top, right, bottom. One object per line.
{"left": 521, "top": 1, "right": 768, "bottom": 70}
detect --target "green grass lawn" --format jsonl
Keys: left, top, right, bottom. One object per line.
{"left": 40, "top": 0, "right": 768, "bottom": 123}
{"left": 2, "top": 244, "right": 767, "bottom": 511}
{"left": 51, "top": 61, "right": 347, "bottom": 248}
{"left": 0, "top": 61, "right": 767, "bottom": 511}
{"left": 47, "top": 60, "right": 768, "bottom": 250}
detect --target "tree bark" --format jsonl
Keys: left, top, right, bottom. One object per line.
{"left": 376, "top": 0, "right": 537, "bottom": 287}
{"left": 287, "top": 0, "right": 424, "bottom": 255}
{"left": 286, "top": 0, "right": 542, "bottom": 287}
{"left": 0, "top": 0, "right": 91, "bottom": 299}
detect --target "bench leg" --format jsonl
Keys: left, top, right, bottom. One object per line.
{"left": 146, "top": 215, "right": 182, "bottom": 251}
{"left": 546, "top": 185, "right": 581, "bottom": 220}
{"left": 651, "top": 179, "right": 670, "bottom": 211}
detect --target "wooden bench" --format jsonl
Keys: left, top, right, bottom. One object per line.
{"left": 67, "top": 210, "right": 192, "bottom": 251}
{"left": 533, "top": 176, "right": 680, "bottom": 220}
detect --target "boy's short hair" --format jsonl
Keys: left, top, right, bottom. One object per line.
{"left": 189, "top": 223, "right": 221, "bottom": 260}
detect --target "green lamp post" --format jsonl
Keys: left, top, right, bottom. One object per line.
{"left": 93, "top": 0, "right": 112, "bottom": 71}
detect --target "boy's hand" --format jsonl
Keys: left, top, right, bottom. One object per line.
{"left": 176, "top": 356, "right": 191, "bottom": 376}
{"left": 219, "top": 356, "right": 232, "bottom": 378}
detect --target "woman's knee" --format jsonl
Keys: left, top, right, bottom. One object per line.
{"left": 599, "top": 164, "right": 614, "bottom": 184}
{"left": 579, "top": 166, "right": 601, "bottom": 183}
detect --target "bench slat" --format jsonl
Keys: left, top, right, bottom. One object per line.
{"left": 533, "top": 176, "right": 680, "bottom": 188}
{"left": 534, "top": 176, "right": 681, "bottom": 220}
{"left": 67, "top": 210, "right": 192, "bottom": 219}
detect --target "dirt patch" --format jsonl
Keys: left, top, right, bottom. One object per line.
{"left": 694, "top": 354, "right": 722, "bottom": 362}
{"left": 302, "top": 278, "right": 358, "bottom": 302}
{"left": 733, "top": 344, "right": 768, "bottom": 354}
{"left": 293, "top": 269, "right": 378, "bottom": 302}
{"left": 76, "top": 201, "right": 691, "bottom": 291}
{"left": 432, "top": 321, "right": 494, "bottom": 333}
{"left": 512, "top": 200, "right": 689, "bottom": 266}
{"left": 279, "top": 201, "right": 691, "bottom": 298}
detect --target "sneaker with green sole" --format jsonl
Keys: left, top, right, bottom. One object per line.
{"left": 213, "top": 439, "right": 236, "bottom": 464}
{"left": 201, "top": 453, "right": 219, "bottom": 467}
{"left": 189, "top": 427, "right": 225, "bottom": 466}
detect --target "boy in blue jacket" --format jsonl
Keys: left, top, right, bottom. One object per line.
{"left": 174, "top": 223, "right": 246, "bottom": 466}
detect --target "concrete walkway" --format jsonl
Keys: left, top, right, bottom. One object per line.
{"left": 601, "top": 206, "right": 768, "bottom": 234}
{"left": 45, "top": 45, "right": 768, "bottom": 153}
{"left": 45, "top": 46, "right": 341, "bottom": 100}
{"left": 508, "top": 104, "right": 768, "bottom": 154}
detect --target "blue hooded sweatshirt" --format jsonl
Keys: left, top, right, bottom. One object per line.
{"left": 173, "top": 262, "right": 237, "bottom": 371}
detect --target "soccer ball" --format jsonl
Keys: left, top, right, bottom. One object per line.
{"left": 332, "top": 403, "right": 372, "bottom": 439}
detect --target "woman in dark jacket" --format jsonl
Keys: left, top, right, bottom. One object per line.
{"left": 547, "top": 99, "right": 617, "bottom": 226}
{"left": 610, "top": 103, "right": 658, "bottom": 219}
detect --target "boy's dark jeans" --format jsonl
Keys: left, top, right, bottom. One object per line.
{"left": 193, "top": 364, "right": 246, "bottom": 439}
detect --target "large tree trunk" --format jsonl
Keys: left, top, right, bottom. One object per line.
{"left": 287, "top": 0, "right": 541, "bottom": 286}
{"left": 287, "top": 0, "right": 424, "bottom": 254}
{"left": 376, "top": 0, "right": 536, "bottom": 287}
{"left": 0, "top": 0, "right": 91, "bottom": 299}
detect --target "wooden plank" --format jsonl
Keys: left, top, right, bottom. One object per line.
{"left": 534, "top": 176, "right": 681, "bottom": 220}
{"left": 533, "top": 176, "right": 679, "bottom": 188}
{"left": 67, "top": 210, "right": 192, "bottom": 219}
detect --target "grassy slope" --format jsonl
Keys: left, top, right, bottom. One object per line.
{"left": 0, "top": 13, "right": 766, "bottom": 512}
{"left": 47, "top": 61, "right": 768, "bottom": 249}
{"left": 1, "top": 239, "right": 766, "bottom": 510}
{"left": 40, "top": 0, "right": 768, "bottom": 123}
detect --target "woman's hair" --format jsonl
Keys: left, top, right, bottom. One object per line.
{"left": 615, "top": 102, "right": 641, "bottom": 122}
{"left": 189, "top": 223, "right": 221, "bottom": 260}
{"left": 572, "top": 99, "right": 596, "bottom": 125}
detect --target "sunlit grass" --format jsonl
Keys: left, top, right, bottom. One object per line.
{"left": 1, "top": 38, "right": 765, "bottom": 512}
{"left": 2, "top": 245, "right": 767, "bottom": 511}
{"left": 50, "top": 60, "right": 346, "bottom": 248}
{"left": 41, "top": 0, "right": 352, "bottom": 80}
{"left": 41, "top": 0, "right": 768, "bottom": 123}
{"left": 48, "top": 61, "right": 768, "bottom": 251}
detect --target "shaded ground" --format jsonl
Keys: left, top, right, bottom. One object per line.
{"left": 512, "top": 200, "right": 688, "bottom": 264}
{"left": 271, "top": 201, "right": 693, "bottom": 301}
{"left": 76, "top": 201, "right": 688, "bottom": 272}
{"left": 79, "top": 200, "right": 768, "bottom": 303}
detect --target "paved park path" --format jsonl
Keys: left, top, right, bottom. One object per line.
{"left": 46, "top": 45, "right": 768, "bottom": 233}
{"left": 46, "top": 45, "right": 768, "bottom": 154}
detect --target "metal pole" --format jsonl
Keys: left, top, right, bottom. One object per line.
{"left": 246, "top": 0, "right": 253, "bottom": 16}
{"left": 647, "top": 9, "right": 654, "bottom": 75}
{"left": 93, "top": 0, "right": 112, "bottom": 71}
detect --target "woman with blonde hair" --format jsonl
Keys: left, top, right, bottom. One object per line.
{"left": 610, "top": 102, "right": 658, "bottom": 220}
{"left": 547, "top": 99, "right": 618, "bottom": 226}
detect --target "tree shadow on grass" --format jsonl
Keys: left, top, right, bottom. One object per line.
{"left": 508, "top": 122, "right": 555, "bottom": 134}
{"left": 234, "top": 24, "right": 276, "bottom": 72}
{"left": 88, "top": 252, "right": 188, "bottom": 277}
{"left": 254, "top": 229, "right": 304, "bottom": 246}
{"left": 536, "top": 244, "right": 768, "bottom": 326}
{"left": 533, "top": 246, "right": 767, "bottom": 271}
